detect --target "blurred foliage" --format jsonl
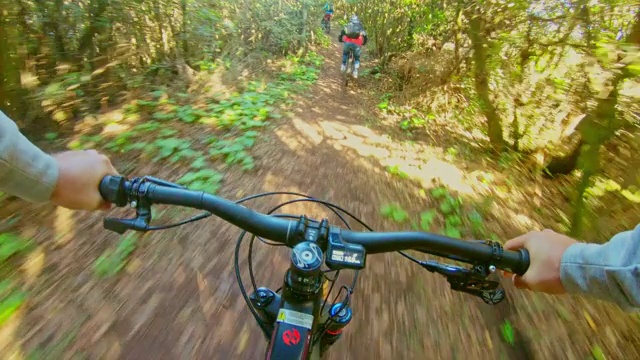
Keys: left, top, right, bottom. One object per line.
{"left": 353, "top": 0, "right": 639, "bottom": 237}
{"left": 0, "top": 233, "right": 32, "bottom": 325}
{"left": 94, "top": 233, "right": 138, "bottom": 277}
{"left": 0, "top": 0, "right": 326, "bottom": 124}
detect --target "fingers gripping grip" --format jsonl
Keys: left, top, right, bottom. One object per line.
{"left": 510, "top": 249, "right": 530, "bottom": 276}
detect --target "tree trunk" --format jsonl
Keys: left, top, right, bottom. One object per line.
{"left": 467, "top": 11, "right": 505, "bottom": 151}
{"left": 301, "top": 0, "right": 308, "bottom": 49}
{"left": 0, "top": 3, "right": 26, "bottom": 119}
{"left": 569, "top": 11, "right": 640, "bottom": 236}
{"left": 181, "top": 0, "right": 189, "bottom": 59}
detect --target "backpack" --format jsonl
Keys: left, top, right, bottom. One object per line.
{"left": 344, "top": 22, "right": 363, "bottom": 39}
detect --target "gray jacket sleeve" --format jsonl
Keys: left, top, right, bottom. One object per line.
{"left": 0, "top": 111, "right": 58, "bottom": 202}
{"left": 561, "top": 224, "right": 640, "bottom": 311}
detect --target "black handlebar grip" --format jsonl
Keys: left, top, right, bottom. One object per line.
{"left": 99, "top": 175, "right": 128, "bottom": 207}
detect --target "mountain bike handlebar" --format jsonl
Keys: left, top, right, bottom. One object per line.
{"left": 99, "top": 175, "right": 529, "bottom": 275}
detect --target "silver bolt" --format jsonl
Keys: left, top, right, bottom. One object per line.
{"left": 489, "top": 265, "right": 496, "bottom": 273}
{"left": 130, "top": 200, "right": 137, "bottom": 208}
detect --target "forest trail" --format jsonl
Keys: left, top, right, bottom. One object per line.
{"left": 101, "top": 37, "right": 528, "bottom": 359}
{"left": 3, "top": 34, "right": 635, "bottom": 360}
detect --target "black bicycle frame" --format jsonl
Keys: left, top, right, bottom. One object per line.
{"left": 251, "top": 287, "right": 325, "bottom": 359}
{"left": 250, "top": 240, "right": 330, "bottom": 359}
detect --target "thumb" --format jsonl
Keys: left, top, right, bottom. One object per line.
{"left": 504, "top": 232, "right": 530, "bottom": 251}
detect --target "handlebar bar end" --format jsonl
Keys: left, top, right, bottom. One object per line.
{"left": 100, "top": 175, "right": 128, "bottom": 207}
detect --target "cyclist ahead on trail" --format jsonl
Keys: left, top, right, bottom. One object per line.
{"left": 323, "top": 2, "right": 334, "bottom": 19}
{"left": 338, "top": 15, "right": 368, "bottom": 79}
{"left": 322, "top": 2, "right": 334, "bottom": 25}
{"left": 321, "top": 2, "right": 334, "bottom": 33}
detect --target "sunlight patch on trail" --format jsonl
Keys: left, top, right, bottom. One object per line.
{"left": 317, "top": 120, "right": 477, "bottom": 194}
{"left": 292, "top": 118, "right": 323, "bottom": 145}
{"left": 22, "top": 247, "right": 46, "bottom": 287}
{"left": 273, "top": 116, "right": 548, "bottom": 234}
{"left": 274, "top": 125, "right": 314, "bottom": 152}
{"left": 101, "top": 122, "right": 131, "bottom": 135}
{"left": 54, "top": 207, "right": 76, "bottom": 248}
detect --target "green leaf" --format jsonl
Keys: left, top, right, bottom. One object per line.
{"left": 380, "top": 203, "right": 409, "bottom": 223}
{"left": 94, "top": 233, "right": 138, "bottom": 277}
{"left": 501, "top": 320, "right": 515, "bottom": 346}
{"left": 150, "top": 90, "right": 166, "bottom": 98}
{"left": 430, "top": 187, "right": 448, "bottom": 199}
{"left": 468, "top": 209, "right": 483, "bottom": 226}
{"left": 0, "top": 233, "right": 31, "bottom": 262}
{"left": 439, "top": 201, "right": 454, "bottom": 215}
{"left": 44, "top": 132, "right": 59, "bottom": 140}
{"left": 419, "top": 210, "right": 437, "bottom": 231}
{"left": 444, "top": 226, "right": 461, "bottom": 238}
{"left": 0, "top": 289, "right": 26, "bottom": 325}
{"left": 380, "top": 204, "right": 394, "bottom": 217}
{"left": 445, "top": 215, "right": 462, "bottom": 227}
{"left": 152, "top": 112, "right": 175, "bottom": 120}
{"left": 591, "top": 345, "right": 606, "bottom": 360}
{"left": 191, "top": 157, "right": 207, "bottom": 169}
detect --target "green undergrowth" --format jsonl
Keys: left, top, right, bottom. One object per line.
{"left": 76, "top": 52, "right": 324, "bottom": 279}
{"left": 94, "top": 233, "right": 139, "bottom": 277}
{"left": 380, "top": 185, "right": 493, "bottom": 240}
{"left": 58, "top": 51, "right": 324, "bottom": 196}
{"left": 377, "top": 95, "right": 435, "bottom": 133}
{"left": 0, "top": 232, "right": 32, "bottom": 326}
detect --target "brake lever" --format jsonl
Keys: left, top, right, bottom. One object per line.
{"left": 419, "top": 260, "right": 506, "bottom": 305}
{"left": 104, "top": 197, "right": 153, "bottom": 234}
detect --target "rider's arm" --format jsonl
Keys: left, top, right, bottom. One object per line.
{"left": 0, "top": 110, "right": 58, "bottom": 202}
{"left": 338, "top": 29, "right": 345, "bottom": 43}
{"left": 561, "top": 224, "right": 640, "bottom": 311}
{"left": 362, "top": 32, "right": 369, "bottom": 46}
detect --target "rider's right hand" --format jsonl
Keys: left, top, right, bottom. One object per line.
{"left": 503, "top": 229, "right": 578, "bottom": 294}
{"left": 51, "top": 150, "right": 119, "bottom": 210}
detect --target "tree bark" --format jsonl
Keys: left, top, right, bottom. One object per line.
{"left": 0, "top": 2, "right": 26, "bottom": 119}
{"left": 181, "top": 0, "right": 189, "bottom": 59}
{"left": 467, "top": 11, "right": 505, "bottom": 151}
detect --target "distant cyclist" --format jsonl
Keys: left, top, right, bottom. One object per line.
{"left": 338, "top": 15, "right": 368, "bottom": 79}
{"left": 323, "top": 2, "right": 334, "bottom": 17}
{"left": 321, "top": 2, "right": 334, "bottom": 33}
